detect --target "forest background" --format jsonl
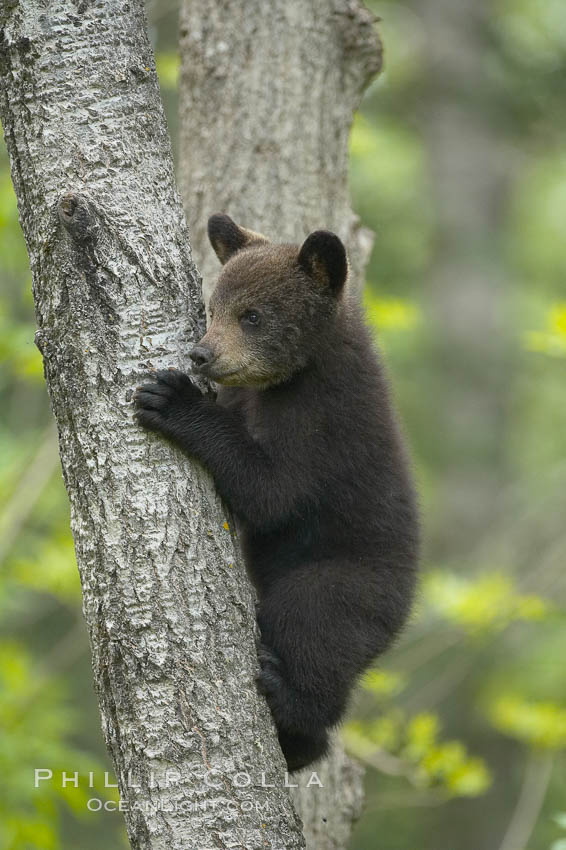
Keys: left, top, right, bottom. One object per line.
{"left": 1, "top": 0, "right": 565, "bottom": 848}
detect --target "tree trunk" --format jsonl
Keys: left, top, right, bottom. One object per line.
{"left": 178, "top": 1, "right": 382, "bottom": 845}
{"left": 179, "top": 0, "right": 381, "bottom": 304}
{"left": 0, "top": 1, "right": 305, "bottom": 847}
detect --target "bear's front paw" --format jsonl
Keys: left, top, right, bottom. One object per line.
{"left": 134, "top": 368, "right": 203, "bottom": 437}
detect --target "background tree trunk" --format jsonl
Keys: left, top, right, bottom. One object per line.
{"left": 178, "top": 1, "right": 382, "bottom": 845}
{"left": 179, "top": 0, "right": 381, "bottom": 305}
{"left": 0, "top": 1, "right": 305, "bottom": 847}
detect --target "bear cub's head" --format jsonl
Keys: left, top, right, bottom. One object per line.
{"left": 190, "top": 213, "right": 348, "bottom": 388}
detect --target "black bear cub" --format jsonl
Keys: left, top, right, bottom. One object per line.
{"left": 135, "top": 214, "right": 419, "bottom": 772}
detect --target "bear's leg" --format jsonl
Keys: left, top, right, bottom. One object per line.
{"left": 256, "top": 639, "right": 332, "bottom": 772}
{"left": 256, "top": 560, "right": 394, "bottom": 771}
{"left": 276, "top": 729, "right": 329, "bottom": 773}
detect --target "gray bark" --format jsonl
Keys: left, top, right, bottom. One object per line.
{"left": 178, "top": 1, "right": 382, "bottom": 845}
{"left": 179, "top": 0, "right": 381, "bottom": 305}
{"left": 289, "top": 737, "right": 365, "bottom": 850}
{"left": 0, "top": 1, "right": 305, "bottom": 848}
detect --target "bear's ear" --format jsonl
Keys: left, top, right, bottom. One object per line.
{"left": 207, "top": 213, "right": 269, "bottom": 265}
{"left": 297, "top": 230, "right": 348, "bottom": 295}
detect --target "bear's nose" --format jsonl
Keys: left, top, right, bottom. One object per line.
{"left": 190, "top": 345, "right": 214, "bottom": 371}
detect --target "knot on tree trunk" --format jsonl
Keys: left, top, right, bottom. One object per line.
{"left": 334, "top": 0, "right": 383, "bottom": 91}
{"left": 59, "top": 192, "right": 98, "bottom": 246}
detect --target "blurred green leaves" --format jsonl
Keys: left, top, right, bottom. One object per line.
{"left": 551, "top": 814, "right": 566, "bottom": 850}
{"left": 362, "top": 669, "right": 407, "bottom": 700}
{"left": 495, "top": 0, "right": 566, "bottom": 69}
{"left": 349, "top": 113, "right": 433, "bottom": 291}
{"left": 0, "top": 302, "right": 44, "bottom": 381}
{"left": 0, "top": 2, "right": 565, "bottom": 849}
{"left": 346, "top": 706, "right": 491, "bottom": 799}
{"left": 509, "top": 155, "right": 566, "bottom": 292}
{"left": 0, "top": 640, "right": 111, "bottom": 850}
{"left": 347, "top": 560, "right": 561, "bottom": 822}
{"left": 363, "top": 292, "right": 420, "bottom": 333}
{"left": 490, "top": 697, "right": 566, "bottom": 750}
{"left": 156, "top": 51, "right": 180, "bottom": 89}
{"left": 425, "top": 571, "right": 548, "bottom": 635}
{"left": 525, "top": 303, "right": 566, "bottom": 358}
{"left": 10, "top": 529, "right": 81, "bottom": 604}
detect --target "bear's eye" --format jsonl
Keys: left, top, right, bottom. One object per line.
{"left": 241, "top": 310, "right": 261, "bottom": 327}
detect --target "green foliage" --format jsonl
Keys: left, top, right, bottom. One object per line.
{"left": 349, "top": 559, "right": 560, "bottom": 837}
{"left": 550, "top": 814, "right": 566, "bottom": 850}
{"left": 10, "top": 526, "right": 81, "bottom": 603}
{"left": 417, "top": 739, "right": 490, "bottom": 798}
{"left": 349, "top": 113, "right": 433, "bottom": 292}
{"left": 0, "top": 302, "right": 43, "bottom": 381}
{"left": 346, "top": 707, "right": 491, "bottom": 799}
{"left": 363, "top": 292, "right": 420, "bottom": 333}
{"left": 495, "top": 0, "right": 566, "bottom": 69}
{"left": 489, "top": 696, "right": 566, "bottom": 750}
{"left": 0, "top": 641, "right": 113, "bottom": 850}
{"left": 424, "top": 571, "right": 548, "bottom": 635}
{"left": 525, "top": 303, "right": 566, "bottom": 358}
{"left": 509, "top": 155, "right": 566, "bottom": 292}
{"left": 2, "top": 1, "right": 566, "bottom": 849}
{"left": 156, "top": 51, "right": 180, "bottom": 90}
{"left": 361, "top": 669, "right": 407, "bottom": 699}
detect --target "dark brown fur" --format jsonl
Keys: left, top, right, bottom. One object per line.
{"left": 135, "top": 214, "right": 419, "bottom": 771}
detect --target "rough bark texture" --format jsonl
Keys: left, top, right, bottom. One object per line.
{"left": 289, "top": 735, "right": 365, "bottom": 850}
{"left": 0, "top": 2, "right": 306, "bottom": 848}
{"left": 178, "top": 1, "right": 382, "bottom": 845}
{"left": 179, "top": 0, "right": 381, "bottom": 305}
